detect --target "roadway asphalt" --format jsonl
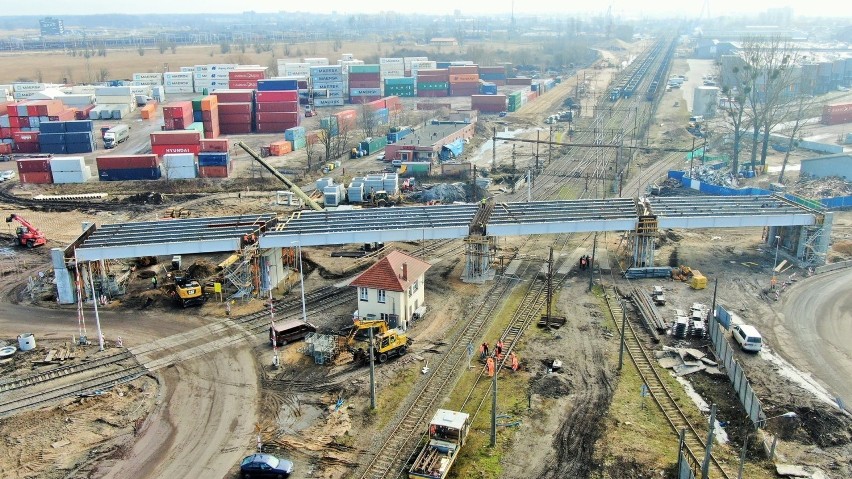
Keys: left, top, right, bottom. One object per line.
{"left": 774, "top": 268, "right": 852, "bottom": 406}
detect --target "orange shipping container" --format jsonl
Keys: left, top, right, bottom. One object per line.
{"left": 140, "top": 103, "right": 158, "bottom": 119}
{"left": 269, "top": 140, "right": 293, "bottom": 156}
{"left": 449, "top": 74, "right": 479, "bottom": 83}
{"left": 201, "top": 95, "right": 219, "bottom": 111}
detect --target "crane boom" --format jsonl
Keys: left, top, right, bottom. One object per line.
{"left": 236, "top": 141, "right": 324, "bottom": 212}
{"left": 5, "top": 214, "right": 47, "bottom": 247}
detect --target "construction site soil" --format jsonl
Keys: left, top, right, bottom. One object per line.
{"left": 2, "top": 40, "right": 852, "bottom": 479}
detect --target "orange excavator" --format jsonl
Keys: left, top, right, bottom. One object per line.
{"left": 5, "top": 214, "right": 47, "bottom": 248}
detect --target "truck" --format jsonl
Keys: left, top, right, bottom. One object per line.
{"left": 345, "top": 317, "right": 411, "bottom": 364}
{"left": 5, "top": 214, "right": 46, "bottom": 247}
{"left": 409, "top": 409, "right": 470, "bottom": 479}
{"left": 103, "top": 124, "right": 130, "bottom": 149}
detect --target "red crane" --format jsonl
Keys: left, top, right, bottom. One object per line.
{"left": 5, "top": 214, "right": 47, "bottom": 248}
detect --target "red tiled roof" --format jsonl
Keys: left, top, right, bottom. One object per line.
{"left": 349, "top": 250, "right": 432, "bottom": 292}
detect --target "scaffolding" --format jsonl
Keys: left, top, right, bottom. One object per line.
{"left": 220, "top": 244, "right": 259, "bottom": 300}
{"left": 301, "top": 332, "right": 340, "bottom": 365}
{"left": 632, "top": 214, "right": 658, "bottom": 268}
{"left": 463, "top": 235, "right": 497, "bottom": 283}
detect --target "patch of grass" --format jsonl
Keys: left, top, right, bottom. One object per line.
{"left": 373, "top": 361, "right": 420, "bottom": 430}
{"left": 557, "top": 183, "right": 583, "bottom": 200}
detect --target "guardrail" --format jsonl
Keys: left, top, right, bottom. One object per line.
{"left": 815, "top": 259, "right": 852, "bottom": 274}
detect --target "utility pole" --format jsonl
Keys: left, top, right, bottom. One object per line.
{"left": 86, "top": 263, "right": 104, "bottom": 351}
{"left": 618, "top": 299, "right": 627, "bottom": 370}
{"left": 491, "top": 356, "right": 497, "bottom": 446}
{"left": 511, "top": 144, "right": 516, "bottom": 173}
{"left": 527, "top": 169, "right": 532, "bottom": 202}
{"left": 588, "top": 232, "right": 597, "bottom": 292}
{"left": 710, "top": 277, "right": 719, "bottom": 325}
{"left": 545, "top": 247, "right": 554, "bottom": 325}
{"left": 491, "top": 126, "right": 497, "bottom": 173}
{"left": 689, "top": 137, "right": 696, "bottom": 176}
{"left": 701, "top": 404, "right": 717, "bottom": 479}
{"left": 548, "top": 125, "right": 553, "bottom": 165}
{"left": 473, "top": 164, "right": 478, "bottom": 202}
{"left": 535, "top": 129, "right": 540, "bottom": 171}
{"left": 369, "top": 327, "right": 376, "bottom": 410}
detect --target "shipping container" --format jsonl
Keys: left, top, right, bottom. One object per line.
{"left": 218, "top": 103, "right": 253, "bottom": 115}
{"left": 219, "top": 123, "right": 253, "bottom": 134}
{"left": 200, "top": 138, "right": 229, "bottom": 152}
{"left": 97, "top": 154, "right": 159, "bottom": 170}
{"left": 150, "top": 131, "right": 201, "bottom": 146}
{"left": 198, "top": 165, "right": 230, "bottom": 178}
{"left": 256, "top": 90, "right": 299, "bottom": 103}
{"left": 289, "top": 137, "right": 307, "bottom": 150}
{"left": 151, "top": 144, "right": 201, "bottom": 157}
{"left": 52, "top": 169, "right": 90, "bottom": 184}
{"left": 98, "top": 167, "right": 162, "bottom": 181}
{"left": 350, "top": 88, "right": 382, "bottom": 96}
{"left": 284, "top": 126, "right": 306, "bottom": 141}
{"left": 313, "top": 98, "right": 345, "bottom": 107}
{"left": 255, "top": 101, "right": 299, "bottom": 113}
{"left": 229, "top": 80, "right": 259, "bottom": 89}
{"left": 212, "top": 90, "right": 255, "bottom": 103}
{"left": 13, "top": 131, "right": 39, "bottom": 143}
{"left": 218, "top": 113, "right": 253, "bottom": 124}
{"left": 19, "top": 171, "right": 53, "bottom": 184}
{"left": 257, "top": 79, "right": 299, "bottom": 91}
{"left": 228, "top": 69, "right": 266, "bottom": 81}
{"left": 269, "top": 140, "right": 292, "bottom": 156}
{"left": 822, "top": 102, "right": 852, "bottom": 125}
{"left": 256, "top": 112, "right": 300, "bottom": 123}
{"left": 16, "top": 159, "right": 52, "bottom": 175}
{"left": 162, "top": 153, "right": 196, "bottom": 169}
{"left": 255, "top": 122, "right": 298, "bottom": 133}
{"left": 50, "top": 156, "right": 86, "bottom": 173}
{"left": 198, "top": 152, "right": 230, "bottom": 167}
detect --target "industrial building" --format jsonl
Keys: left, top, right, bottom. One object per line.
{"left": 39, "top": 17, "right": 65, "bottom": 36}
{"left": 800, "top": 153, "right": 852, "bottom": 181}
{"left": 720, "top": 50, "right": 852, "bottom": 96}
{"left": 384, "top": 122, "right": 476, "bottom": 163}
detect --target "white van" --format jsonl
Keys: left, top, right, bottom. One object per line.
{"left": 732, "top": 324, "right": 763, "bottom": 353}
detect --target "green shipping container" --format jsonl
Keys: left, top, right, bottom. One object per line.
{"left": 507, "top": 104, "right": 518, "bottom": 112}
{"left": 349, "top": 64, "right": 381, "bottom": 73}
{"left": 188, "top": 122, "right": 204, "bottom": 132}
{"left": 191, "top": 96, "right": 204, "bottom": 111}
{"left": 289, "top": 137, "right": 307, "bottom": 150}
{"left": 417, "top": 82, "right": 449, "bottom": 90}
{"left": 360, "top": 136, "right": 388, "bottom": 154}
{"left": 385, "top": 77, "right": 415, "bottom": 86}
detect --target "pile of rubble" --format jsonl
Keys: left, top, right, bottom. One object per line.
{"left": 788, "top": 176, "right": 852, "bottom": 198}
{"left": 413, "top": 183, "right": 470, "bottom": 204}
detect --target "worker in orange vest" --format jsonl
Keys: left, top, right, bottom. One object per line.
{"left": 485, "top": 356, "right": 495, "bottom": 377}
{"left": 510, "top": 351, "right": 519, "bottom": 372}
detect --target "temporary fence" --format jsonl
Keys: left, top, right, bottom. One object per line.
{"left": 708, "top": 307, "right": 766, "bottom": 427}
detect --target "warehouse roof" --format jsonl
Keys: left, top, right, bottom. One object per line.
{"left": 394, "top": 123, "right": 469, "bottom": 148}
{"left": 349, "top": 250, "right": 431, "bottom": 292}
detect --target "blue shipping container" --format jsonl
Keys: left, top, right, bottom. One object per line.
{"left": 284, "top": 127, "right": 306, "bottom": 141}
{"left": 193, "top": 111, "right": 204, "bottom": 122}
{"left": 257, "top": 79, "right": 299, "bottom": 91}
{"left": 39, "top": 133, "right": 66, "bottom": 145}
{"left": 39, "top": 121, "right": 66, "bottom": 133}
{"left": 99, "top": 167, "right": 162, "bottom": 181}
{"left": 65, "top": 132, "right": 94, "bottom": 144}
{"left": 66, "top": 142, "right": 95, "bottom": 154}
{"left": 198, "top": 152, "right": 230, "bottom": 167}
{"left": 40, "top": 143, "right": 68, "bottom": 154}
{"left": 65, "top": 120, "right": 94, "bottom": 133}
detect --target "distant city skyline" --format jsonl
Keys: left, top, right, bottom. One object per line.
{"left": 3, "top": 1, "right": 850, "bottom": 19}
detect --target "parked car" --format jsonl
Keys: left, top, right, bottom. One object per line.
{"left": 0, "top": 170, "right": 15, "bottom": 181}
{"left": 376, "top": 152, "right": 386, "bottom": 161}
{"left": 240, "top": 453, "right": 294, "bottom": 479}
{"left": 732, "top": 324, "right": 763, "bottom": 353}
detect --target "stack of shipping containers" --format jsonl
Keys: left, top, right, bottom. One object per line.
{"left": 416, "top": 69, "right": 450, "bottom": 97}
{"left": 96, "top": 154, "right": 161, "bottom": 181}
{"left": 339, "top": 59, "right": 364, "bottom": 99}
{"left": 50, "top": 156, "right": 91, "bottom": 184}
{"left": 214, "top": 89, "right": 254, "bottom": 134}
{"left": 349, "top": 65, "right": 382, "bottom": 104}
{"left": 132, "top": 73, "right": 162, "bottom": 87}
{"left": 380, "top": 58, "right": 405, "bottom": 90}
{"left": 162, "top": 101, "right": 194, "bottom": 131}
{"left": 38, "top": 120, "right": 95, "bottom": 154}
{"left": 150, "top": 131, "right": 201, "bottom": 158}
{"left": 507, "top": 91, "right": 526, "bottom": 112}
{"left": 162, "top": 153, "right": 197, "bottom": 179}
{"left": 194, "top": 64, "right": 235, "bottom": 93}
{"left": 198, "top": 145, "right": 232, "bottom": 178}
{"left": 822, "top": 102, "right": 852, "bottom": 125}
{"left": 320, "top": 109, "right": 358, "bottom": 136}
{"left": 255, "top": 79, "right": 300, "bottom": 133}
{"left": 404, "top": 57, "right": 429, "bottom": 77}
{"left": 384, "top": 78, "right": 415, "bottom": 97}
{"left": 199, "top": 95, "right": 219, "bottom": 138}
{"left": 448, "top": 65, "right": 480, "bottom": 97}
{"left": 278, "top": 62, "right": 310, "bottom": 79}
{"left": 4, "top": 100, "right": 75, "bottom": 153}
{"left": 16, "top": 158, "right": 52, "bottom": 184}
{"left": 479, "top": 66, "right": 508, "bottom": 86}
{"left": 228, "top": 67, "right": 266, "bottom": 90}
{"left": 285, "top": 126, "right": 307, "bottom": 151}
{"left": 94, "top": 86, "right": 134, "bottom": 120}
{"left": 311, "top": 65, "right": 346, "bottom": 107}
{"left": 164, "top": 72, "right": 194, "bottom": 94}
{"left": 471, "top": 95, "right": 508, "bottom": 113}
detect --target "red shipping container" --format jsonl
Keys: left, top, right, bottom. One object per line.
{"left": 416, "top": 102, "right": 452, "bottom": 110}
{"left": 348, "top": 81, "right": 381, "bottom": 89}
{"left": 348, "top": 73, "right": 381, "bottom": 81}
{"left": 448, "top": 65, "right": 479, "bottom": 74}
{"left": 13, "top": 131, "right": 39, "bottom": 143}
{"left": 19, "top": 171, "right": 53, "bottom": 184}
{"left": 151, "top": 144, "right": 201, "bottom": 157}
{"left": 228, "top": 70, "right": 266, "bottom": 80}
{"left": 150, "top": 131, "right": 201, "bottom": 146}
{"left": 9, "top": 116, "right": 20, "bottom": 128}
{"left": 507, "top": 77, "right": 532, "bottom": 86}
{"left": 480, "top": 66, "right": 506, "bottom": 74}
{"left": 203, "top": 129, "right": 220, "bottom": 139}
{"left": 1, "top": 127, "right": 11, "bottom": 138}
{"left": 449, "top": 74, "right": 480, "bottom": 83}
{"left": 172, "top": 118, "right": 190, "bottom": 130}
{"left": 255, "top": 91, "right": 299, "bottom": 102}
{"left": 255, "top": 122, "right": 296, "bottom": 133}
{"left": 17, "top": 158, "right": 51, "bottom": 173}
{"left": 256, "top": 112, "right": 300, "bottom": 123}
{"left": 218, "top": 113, "right": 253, "bottom": 124}
{"left": 0, "top": 143, "right": 11, "bottom": 154}
{"left": 15, "top": 143, "right": 40, "bottom": 154}
{"left": 198, "top": 165, "right": 230, "bottom": 178}
{"left": 350, "top": 96, "right": 382, "bottom": 104}
{"left": 200, "top": 139, "right": 229, "bottom": 152}
{"left": 162, "top": 102, "right": 192, "bottom": 119}
{"left": 5, "top": 103, "right": 18, "bottom": 117}
{"left": 229, "top": 80, "right": 258, "bottom": 89}
{"left": 255, "top": 101, "right": 299, "bottom": 113}
{"left": 218, "top": 103, "right": 253, "bottom": 114}
{"left": 97, "top": 155, "right": 159, "bottom": 169}
{"left": 219, "top": 123, "right": 253, "bottom": 134}
{"left": 212, "top": 90, "right": 254, "bottom": 102}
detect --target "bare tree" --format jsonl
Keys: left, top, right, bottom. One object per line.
{"left": 719, "top": 58, "right": 754, "bottom": 178}
{"left": 777, "top": 93, "right": 819, "bottom": 183}
{"left": 97, "top": 68, "right": 110, "bottom": 83}
{"left": 360, "top": 104, "right": 379, "bottom": 139}
{"left": 304, "top": 132, "right": 319, "bottom": 171}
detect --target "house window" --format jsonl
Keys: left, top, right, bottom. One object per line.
{"left": 378, "top": 289, "right": 386, "bottom": 303}
{"left": 409, "top": 279, "right": 419, "bottom": 296}
{"left": 359, "top": 287, "right": 368, "bottom": 302}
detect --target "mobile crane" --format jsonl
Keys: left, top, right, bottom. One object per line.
{"left": 345, "top": 317, "right": 412, "bottom": 364}
{"left": 236, "top": 141, "right": 324, "bottom": 211}
{"left": 5, "top": 214, "right": 46, "bottom": 248}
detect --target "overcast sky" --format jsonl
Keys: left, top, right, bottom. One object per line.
{"left": 4, "top": 1, "right": 850, "bottom": 18}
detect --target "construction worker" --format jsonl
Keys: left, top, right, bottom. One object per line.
{"left": 486, "top": 356, "right": 495, "bottom": 377}
{"left": 495, "top": 339, "right": 504, "bottom": 359}
{"left": 510, "top": 351, "right": 519, "bottom": 372}
{"left": 151, "top": 276, "right": 158, "bottom": 289}
{"left": 480, "top": 342, "right": 489, "bottom": 360}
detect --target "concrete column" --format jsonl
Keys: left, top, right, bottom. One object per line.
{"left": 261, "top": 248, "right": 286, "bottom": 293}
{"left": 51, "top": 248, "right": 75, "bottom": 305}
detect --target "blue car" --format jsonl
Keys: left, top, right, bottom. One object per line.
{"left": 240, "top": 454, "right": 294, "bottom": 479}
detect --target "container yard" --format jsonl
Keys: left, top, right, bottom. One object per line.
{"left": 1, "top": 14, "right": 852, "bottom": 479}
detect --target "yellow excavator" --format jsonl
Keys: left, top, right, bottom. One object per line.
{"left": 167, "top": 270, "right": 206, "bottom": 307}
{"left": 345, "top": 317, "right": 412, "bottom": 364}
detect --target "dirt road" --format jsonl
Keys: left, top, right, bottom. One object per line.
{"left": 773, "top": 268, "right": 852, "bottom": 405}
{"left": 95, "top": 345, "right": 259, "bottom": 479}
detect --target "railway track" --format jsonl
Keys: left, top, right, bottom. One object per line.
{"left": 0, "top": 349, "right": 134, "bottom": 394}
{"left": 603, "top": 286, "right": 731, "bottom": 479}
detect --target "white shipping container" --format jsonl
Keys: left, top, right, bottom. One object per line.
{"left": 340, "top": 53, "right": 354, "bottom": 61}
{"left": 52, "top": 169, "right": 91, "bottom": 184}
{"left": 59, "top": 94, "right": 95, "bottom": 107}
{"left": 163, "top": 153, "right": 197, "bottom": 169}
{"left": 164, "top": 86, "right": 195, "bottom": 94}
{"left": 13, "top": 91, "right": 37, "bottom": 99}
{"left": 304, "top": 57, "right": 329, "bottom": 66}
{"left": 208, "top": 64, "right": 237, "bottom": 71}
{"left": 50, "top": 157, "right": 87, "bottom": 174}
{"left": 312, "top": 75, "right": 343, "bottom": 83}
{"left": 180, "top": 66, "right": 195, "bottom": 72}
{"left": 314, "top": 98, "right": 345, "bottom": 107}
{"left": 350, "top": 88, "right": 382, "bottom": 96}
{"left": 164, "top": 72, "right": 193, "bottom": 79}
{"left": 313, "top": 82, "right": 345, "bottom": 91}
{"left": 380, "top": 57, "right": 404, "bottom": 64}
{"left": 71, "top": 85, "right": 97, "bottom": 94}
{"left": 132, "top": 80, "right": 161, "bottom": 86}
{"left": 129, "top": 86, "right": 152, "bottom": 95}
{"left": 95, "top": 86, "right": 132, "bottom": 96}
{"left": 96, "top": 95, "right": 133, "bottom": 105}
{"left": 165, "top": 166, "right": 197, "bottom": 180}
{"left": 327, "top": 90, "right": 345, "bottom": 98}
{"left": 194, "top": 65, "right": 209, "bottom": 72}
{"left": 164, "top": 79, "right": 194, "bottom": 87}
{"left": 133, "top": 73, "right": 163, "bottom": 81}
{"left": 310, "top": 65, "right": 343, "bottom": 76}
{"left": 411, "top": 61, "right": 437, "bottom": 70}
{"left": 13, "top": 82, "right": 45, "bottom": 92}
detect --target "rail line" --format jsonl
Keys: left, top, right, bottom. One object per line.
{"left": 601, "top": 288, "right": 730, "bottom": 478}
{"left": 0, "top": 349, "right": 134, "bottom": 394}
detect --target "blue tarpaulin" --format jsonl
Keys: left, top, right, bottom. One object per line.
{"left": 440, "top": 138, "right": 464, "bottom": 161}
